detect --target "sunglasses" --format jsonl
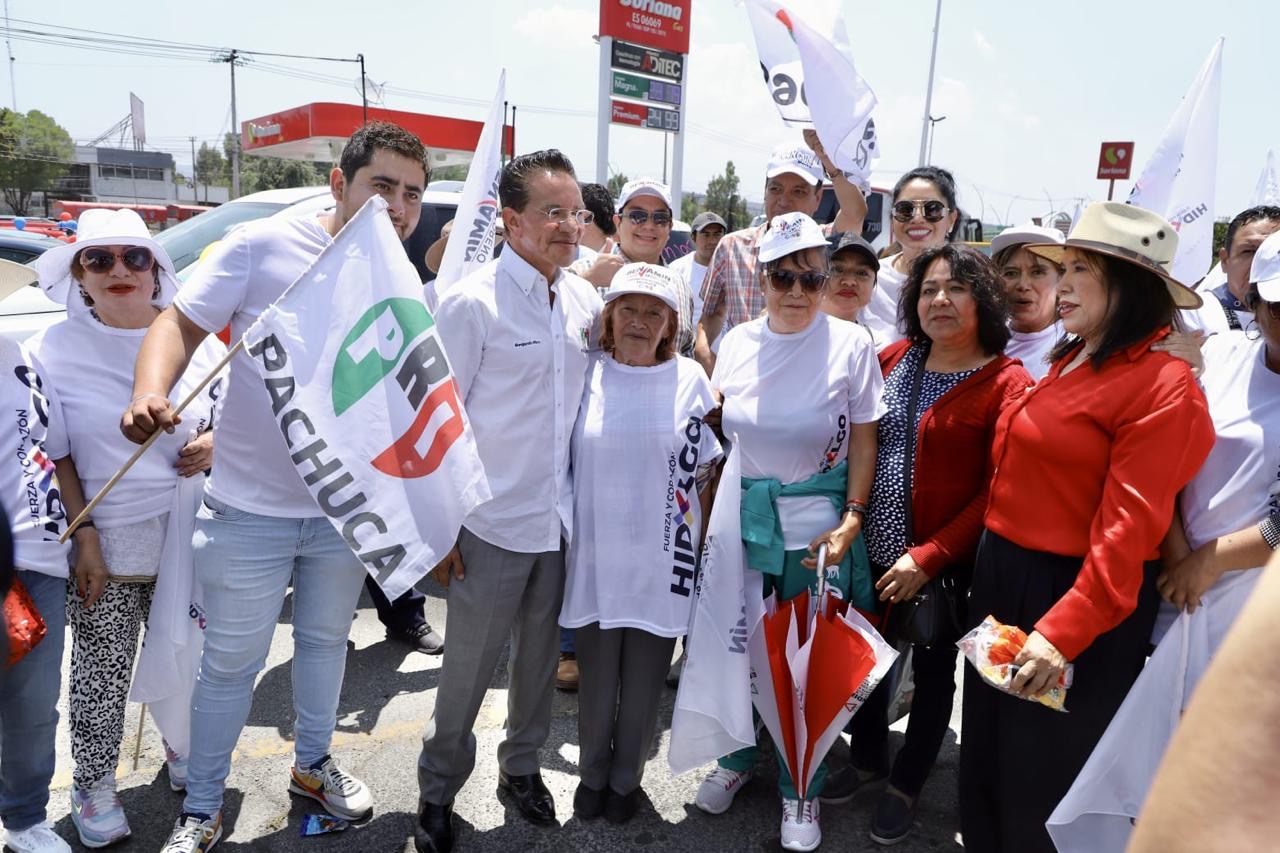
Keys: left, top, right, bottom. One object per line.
{"left": 891, "top": 200, "right": 950, "bottom": 223}
{"left": 766, "top": 268, "right": 829, "bottom": 293}
{"left": 79, "top": 246, "right": 155, "bottom": 274}
{"left": 623, "top": 209, "right": 673, "bottom": 227}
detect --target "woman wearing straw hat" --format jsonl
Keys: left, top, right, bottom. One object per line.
{"left": 693, "top": 211, "right": 885, "bottom": 852}
{"left": 560, "top": 262, "right": 721, "bottom": 824}
{"left": 958, "top": 202, "right": 1216, "bottom": 853}
{"left": 28, "top": 209, "right": 223, "bottom": 849}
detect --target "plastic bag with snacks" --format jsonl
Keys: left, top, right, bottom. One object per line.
{"left": 957, "top": 615, "right": 1073, "bottom": 712}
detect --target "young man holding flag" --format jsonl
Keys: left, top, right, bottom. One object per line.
{"left": 121, "top": 121, "right": 429, "bottom": 853}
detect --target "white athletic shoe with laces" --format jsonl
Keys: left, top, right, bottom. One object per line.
{"left": 694, "top": 766, "right": 753, "bottom": 815}
{"left": 2, "top": 821, "right": 72, "bottom": 853}
{"left": 159, "top": 812, "right": 222, "bottom": 853}
{"left": 780, "top": 797, "right": 822, "bottom": 852}
{"left": 288, "top": 754, "right": 373, "bottom": 821}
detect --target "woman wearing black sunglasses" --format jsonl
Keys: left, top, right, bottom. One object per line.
{"left": 861, "top": 167, "right": 961, "bottom": 350}
{"left": 695, "top": 211, "right": 885, "bottom": 852}
{"left": 29, "top": 208, "right": 226, "bottom": 849}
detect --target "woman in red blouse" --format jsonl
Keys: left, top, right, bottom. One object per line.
{"left": 958, "top": 203, "right": 1215, "bottom": 853}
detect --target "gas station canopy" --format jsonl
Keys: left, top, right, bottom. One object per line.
{"left": 240, "top": 102, "right": 514, "bottom": 168}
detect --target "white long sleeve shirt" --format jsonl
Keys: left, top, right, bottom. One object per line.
{"left": 436, "top": 246, "right": 603, "bottom": 554}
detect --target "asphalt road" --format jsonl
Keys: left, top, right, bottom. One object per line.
{"left": 40, "top": 584, "right": 966, "bottom": 852}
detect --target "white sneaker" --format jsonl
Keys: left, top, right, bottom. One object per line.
{"left": 781, "top": 797, "right": 822, "bottom": 852}
{"left": 288, "top": 755, "right": 373, "bottom": 821}
{"left": 159, "top": 812, "right": 222, "bottom": 853}
{"left": 694, "top": 766, "right": 753, "bottom": 815}
{"left": 2, "top": 821, "right": 71, "bottom": 852}
{"left": 70, "top": 779, "right": 131, "bottom": 847}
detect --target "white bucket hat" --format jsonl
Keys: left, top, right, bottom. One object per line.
{"left": 758, "top": 212, "right": 829, "bottom": 263}
{"left": 35, "top": 208, "right": 180, "bottom": 316}
{"left": 990, "top": 222, "right": 1066, "bottom": 258}
{"left": 604, "top": 262, "right": 681, "bottom": 313}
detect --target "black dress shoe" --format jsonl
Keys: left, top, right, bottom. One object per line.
{"left": 604, "top": 787, "right": 640, "bottom": 824}
{"left": 414, "top": 801, "right": 454, "bottom": 853}
{"left": 573, "top": 782, "right": 607, "bottom": 819}
{"left": 393, "top": 622, "right": 445, "bottom": 655}
{"left": 497, "top": 770, "right": 557, "bottom": 825}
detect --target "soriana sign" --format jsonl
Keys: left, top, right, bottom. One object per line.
{"left": 600, "top": 0, "right": 692, "bottom": 54}
{"left": 1097, "top": 141, "right": 1135, "bottom": 180}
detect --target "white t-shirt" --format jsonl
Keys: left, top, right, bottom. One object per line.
{"left": 714, "top": 313, "right": 886, "bottom": 549}
{"left": 174, "top": 214, "right": 333, "bottom": 517}
{"left": 561, "top": 353, "right": 722, "bottom": 636}
{"left": 1181, "top": 333, "right": 1280, "bottom": 551}
{"left": 0, "top": 341, "right": 70, "bottom": 578}
{"left": 1005, "top": 321, "right": 1062, "bottom": 382}
{"left": 859, "top": 253, "right": 907, "bottom": 351}
{"left": 27, "top": 316, "right": 223, "bottom": 529}
{"left": 672, "top": 251, "right": 724, "bottom": 353}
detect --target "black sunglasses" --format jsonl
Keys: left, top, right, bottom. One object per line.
{"left": 891, "top": 200, "right": 950, "bottom": 223}
{"left": 623, "top": 209, "right": 673, "bottom": 227}
{"left": 766, "top": 268, "right": 828, "bottom": 293}
{"left": 79, "top": 246, "right": 155, "bottom": 274}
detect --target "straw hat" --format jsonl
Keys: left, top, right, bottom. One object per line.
{"left": 0, "top": 258, "right": 38, "bottom": 304}
{"left": 1025, "top": 202, "right": 1201, "bottom": 309}
{"left": 425, "top": 220, "right": 454, "bottom": 275}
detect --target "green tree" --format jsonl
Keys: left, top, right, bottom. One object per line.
{"left": 0, "top": 109, "right": 74, "bottom": 215}
{"left": 1213, "top": 218, "right": 1229, "bottom": 258}
{"left": 607, "top": 172, "right": 629, "bottom": 198}
{"left": 221, "top": 131, "right": 329, "bottom": 194}
{"left": 681, "top": 192, "right": 701, "bottom": 223}
{"left": 704, "top": 161, "right": 750, "bottom": 231}
{"left": 195, "top": 141, "right": 228, "bottom": 188}
{"left": 430, "top": 164, "right": 469, "bottom": 182}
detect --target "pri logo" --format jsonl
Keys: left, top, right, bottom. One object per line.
{"left": 332, "top": 298, "right": 465, "bottom": 480}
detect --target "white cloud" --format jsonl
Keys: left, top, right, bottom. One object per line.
{"left": 971, "top": 28, "right": 995, "bottom": 60}
{"left": 513, "top": 5, "right": 596, "bottom": 48}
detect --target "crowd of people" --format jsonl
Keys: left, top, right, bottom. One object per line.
{"left": 0, "top": 116, "right": 1275, "bottom": 853}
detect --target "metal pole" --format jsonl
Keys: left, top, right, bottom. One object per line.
{"left": 3, "top": 0, "right": 16, "bottom": 110}
{"left": 510, "top": 105, "right": 517, "bottom": 157}
{"left": 596, "top": 36, "right": 612, "bottom": 184}
{"left": 663, "top": 133, "right": 668, "bottom": 184}
{"left": 917, "top": 0, "right": 943, "bottom": 166}
{"left": 502, "top": 100, "right": 509, "bottom": 165}
{"left": 190, "top": 136, "right": 197, "bottom": 203}
{"left": 671, "top": 56, "right": 686, "bottom": 214}
{"left": 229, "top": 49, "right": 240, "bottom": 199}
{"left": 358, "top": 53, "right": 367, "bottom": 124}
{"left": 1107, "top": 179, "right": 1115, "bottom": 201}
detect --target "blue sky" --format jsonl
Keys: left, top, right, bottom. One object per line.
{"left": 3, "top": 0, "right": 1271, "bottom": 225}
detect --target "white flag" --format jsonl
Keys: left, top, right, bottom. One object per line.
{"left": 1127, "top": 38, "right": 1223, "bottom": 285}
{"left": 1252, "top": 150, "right": 1280, "bottom": 207}
{"left": 670, "top": 443, "right": 764, "bottom": 774}
{"left": 430, "top": 70, "right": 506, "bottom": 308}
{"left": 242, "top": 195, "right": 491, "bottom": 600}
{"left": 744, "top": 0, "right": 879, "bottom": 185}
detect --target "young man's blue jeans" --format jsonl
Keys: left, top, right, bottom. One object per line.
{"left": 0, "top": 570, "right": 67, "bottom": 832}
{"left": 182, "top": 495, "right": 366, "bottom": 816}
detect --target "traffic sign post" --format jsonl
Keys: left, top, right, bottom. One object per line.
{"left": 1097, "top": 141, "right": 1135, "bottom": 200}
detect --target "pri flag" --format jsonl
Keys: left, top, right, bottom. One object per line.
{"left": 1127, "top": 38, "right": 1223, "bottom": 285}
{"left": 744, "top": 0, "right": 879, "bottom": 186}
{"left": 670, "top": 442, "right": 765, "bottom": 774}
{"left": 429, "top": 71, "right": 506, "bottom": 309}
{"left": 242, "top": 195, "right": 491, "bottom": 600}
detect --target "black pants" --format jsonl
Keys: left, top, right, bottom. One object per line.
{"left": 848, "top": 632, "right": 957, "bottom": 799}
{"left": 958, "top": 530, "right": 1158, "bottom": 853}
{"left": 364, "top": 576, "right": 427, "bottom": 633}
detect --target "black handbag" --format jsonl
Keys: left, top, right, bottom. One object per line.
{"left": 886, "top": 346, "right": 967, "bottom": 649}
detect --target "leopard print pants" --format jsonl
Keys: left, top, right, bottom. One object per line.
{"left": 66, "top": 578, "right": 155, "bottom": 789}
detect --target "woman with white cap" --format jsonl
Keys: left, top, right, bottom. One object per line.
{"left": 560, "top": 262, "right": 721, "bottom": 824}
{"left": 28, "top": 209, "right": 223, "bottom": 849}
{"left": 990, "top": 223, "right": 1067, "bottom": 380}
{"left": 958, "top": 202, "right": 1216, "bottom": 853}
{"left": 694, "top": 212, "right": 885, "bottom": 852}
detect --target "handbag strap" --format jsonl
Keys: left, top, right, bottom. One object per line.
{"left": 901, "top": 344, "right": 927, "bottom": 548}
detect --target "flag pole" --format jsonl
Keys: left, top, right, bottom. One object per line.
{"left": 59, "top": 340, "right": 245, "bottom": 543}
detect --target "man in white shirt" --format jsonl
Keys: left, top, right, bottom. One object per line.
{"left": 1184, "top": 205, "right": 1280, "bottom": 334}
{"left": 121, "top": 121, "right": 429, "bottom": 853}
{"left": 415, "top": 150, "right": 603, "bottom": 853}
{"left": 670, "top": 211, "right": 727, "bottom": 353}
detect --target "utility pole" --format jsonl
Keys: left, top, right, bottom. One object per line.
{"left": 190, "top": 136, "right": 197, "bottom": 204}
{"left": 917, "top": 0, "right": 943, "bottom": 166}
{"left": 224, "top": 48, "right": 241, "bottom": 199}
{"left": 358, "top": 53, "right": 367, "bottom": 124}
{"left": 3, "top": 0, "right": 16, "bottom": 110}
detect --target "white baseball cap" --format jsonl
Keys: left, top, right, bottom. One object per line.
{"left": 604, "top": 262, "right": 681, "bottom": 313}
{"left": 1251, "top": 230, "right": 1280, "bottom": 302}
{"left": 616, "top": 178, "right": 672, "bottom": 211}
{"left": 990, "top": 222, "right": 1066, "bottom": 258}
{"left": 758, "top": 212, "right": 829, "bottom": 263}
{"left": 765, "top": 143, "right": 824, "bottom": 187}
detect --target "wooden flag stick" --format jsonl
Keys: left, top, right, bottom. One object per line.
{"left": 59, "top": 340, "right": 245, "bottom": 544}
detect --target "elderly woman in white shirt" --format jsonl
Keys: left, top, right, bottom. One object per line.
{"left": 29, "top": 209, "right": 219, "bottom": 849}
{"left": 560, "top": 263, "right": 721, "bottom": 824}
{"left": 990, "top": 223, "right": 1066, "bottom": 381}
{"left": 694, "top": 212, "right": 886, "bottom": 853}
